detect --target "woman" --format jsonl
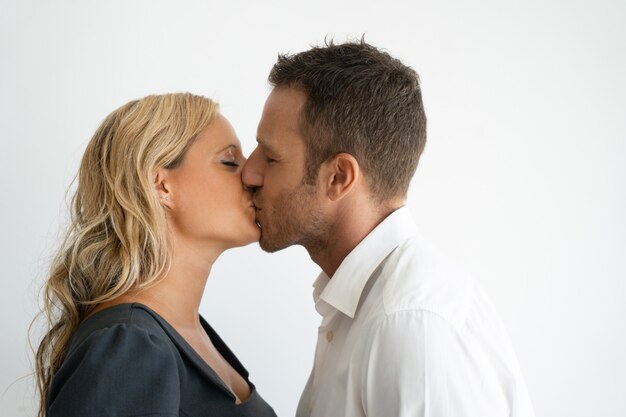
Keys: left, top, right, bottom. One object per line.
{"left": 34, "top": 93, "right": 277, "bottom": 417}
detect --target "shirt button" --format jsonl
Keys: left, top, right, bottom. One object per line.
{"left": 326, "top": 330, "right": 334, "bottom": 342}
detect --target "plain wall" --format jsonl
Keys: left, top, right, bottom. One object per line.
{"left": 1, "top": 1, "right": 625, "bottom": 416}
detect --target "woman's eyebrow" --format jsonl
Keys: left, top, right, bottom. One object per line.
{"left": 216, "top": 144, "right": 238, "bottom": 153}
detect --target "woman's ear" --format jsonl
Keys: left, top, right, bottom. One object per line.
{"left": 154, "top": 168, "right": 173, "bottom": 209}
{"left": 323, "top": 153, "right": 360, "bottom": 202}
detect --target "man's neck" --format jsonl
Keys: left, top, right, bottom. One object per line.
{"left": 308, "top": 202, "right": 402, "bottom": 278}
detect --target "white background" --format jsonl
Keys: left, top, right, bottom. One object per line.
{"left": 1, "top": 1, "right": 625, "bottom": 416}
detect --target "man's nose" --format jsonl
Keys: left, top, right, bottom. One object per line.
{"left": 242, "top": 147, "right": 264, "bottom": 189}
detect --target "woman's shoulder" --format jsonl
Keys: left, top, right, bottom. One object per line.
{"left": 60, "top": 303, "right": 180, "bottom": 380}
{"left": 66, "top": 303, "right": 170, "bottom": 355}
{"left": 48, "top": 304, "right": 181, "bottom": 416}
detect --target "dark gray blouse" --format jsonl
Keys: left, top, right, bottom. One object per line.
{"left": 47, "top": 303, "right": 277, "bottom": 417}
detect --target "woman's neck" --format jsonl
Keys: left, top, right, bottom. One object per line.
{"left": 94, "top": 237, "right": 222, "bottom": 330}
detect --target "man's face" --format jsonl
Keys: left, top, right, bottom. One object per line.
{"left": 242, "top": 87, "right": 327, "bottom": 252}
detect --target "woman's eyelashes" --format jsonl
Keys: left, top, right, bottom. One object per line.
{"left": 219, "top": 146, "right": 244, "bottom": 168}
{"left": 220, "top": 160, "right": 240, "bottom": 168}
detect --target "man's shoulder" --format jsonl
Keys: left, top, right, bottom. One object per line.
{"left": 378, "top": 235, "right": 475, "bottom": 329}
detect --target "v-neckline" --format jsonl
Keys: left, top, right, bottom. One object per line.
{"left": 80, "top": 302, "right": 255, "bottom": 405}
{"left": 131, "top": 303, "right": 254, "bottom": 404}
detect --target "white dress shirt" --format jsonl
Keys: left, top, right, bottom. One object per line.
{"left": 296, "top": 207, "right": 535, "bottom": 417}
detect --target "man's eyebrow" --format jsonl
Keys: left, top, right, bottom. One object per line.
{"left": 256, "top": 137, "right": 275, "bottom": 152}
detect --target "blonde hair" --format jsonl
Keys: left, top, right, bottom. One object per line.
{"left": 33, "top": 93, "right": 219, "bottom": 417}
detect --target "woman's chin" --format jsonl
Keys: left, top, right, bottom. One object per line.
{"left": 247, "top": 226, "right": 262, "bottom": 245}
{"left": 247, "top": 216, "right": 262, "bottom": 242}
{"left": 216, "top": 216, "right": 261, "bottom": 249}
{"left": 232, "top": 225, "right": 262, "bottom": 248}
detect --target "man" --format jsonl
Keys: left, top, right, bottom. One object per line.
{"left": 242, "top": 40, "right": 535, "bottom": 417}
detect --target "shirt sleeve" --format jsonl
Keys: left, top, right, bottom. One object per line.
{"left": 361, "top": 310, "right": 492, "bottom": 417}
{"left": 47, "top": 323, "right": 180, "bottom": 417}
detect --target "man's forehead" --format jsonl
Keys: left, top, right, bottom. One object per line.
{"left": 263, "top": 87, "right": 306, "bottom": 120}
{"left": 258, "top": 110, "right": 304, "bottom": 149}
{"left": 256, "top": 124, "right": 304, "bottom": 154}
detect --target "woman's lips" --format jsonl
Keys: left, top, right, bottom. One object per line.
{"left": 252, "top": 204, "right": 262, "bottom": 228}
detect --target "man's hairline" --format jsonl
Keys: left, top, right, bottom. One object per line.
{"left": 267, "top": 82, "right": 410, "bottom": 206}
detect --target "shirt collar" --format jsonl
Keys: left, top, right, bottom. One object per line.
{"left": 312, "top": 206, "right": 418, "bottom": 319}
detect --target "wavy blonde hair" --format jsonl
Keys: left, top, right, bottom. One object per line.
{"left": 33, "top": 93, "right": 219, "bottom": 417}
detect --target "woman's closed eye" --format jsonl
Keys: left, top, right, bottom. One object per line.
{"left": 220, "top": 160, "right": 240, "bottom": 168}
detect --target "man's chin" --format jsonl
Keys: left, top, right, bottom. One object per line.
{"left": 258, "top": 232, "right": 292, "bottom": 253}
{"left": 258, "top": 237, "right": 280, "bottom": 253}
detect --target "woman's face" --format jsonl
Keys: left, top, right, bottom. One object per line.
{"left": 160, "top": 113, "right": 259, "bottom": 251}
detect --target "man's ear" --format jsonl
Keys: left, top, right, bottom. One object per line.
{"left": 323, "top": 153, "right": 360, "bottom": 202}
{"left": 154, "top": 168, "right": 173, "bottom": 209}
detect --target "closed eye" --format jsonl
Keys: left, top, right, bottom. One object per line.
{"left": 220, "top": 160, "right": 240, "bottom": 167}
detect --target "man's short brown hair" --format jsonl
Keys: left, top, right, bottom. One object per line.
{"left": 269, "top": 39, "right": 427, "bottom": 202}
